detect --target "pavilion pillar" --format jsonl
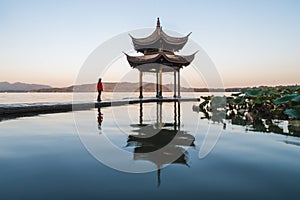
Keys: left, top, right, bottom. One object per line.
{"left": 159, "top": 68, "right": 163, "bottom": 98}
{"left": 158, "top": 102, "right": 162, "bottom": 129}
{"left": 139, "top": 102, "right": 143, "bottom": 126}
{"left": 177, "top": 70, "right": 181, "bottom": 98}
{"left": 139, "top": 71, "right": 143, "bottom": 98}
{"left": 174, "top": 101, "right": 177, "bottom": 130}
{"left": 178, "top": 102, "right": 181, "bottom": 129}
{"left": 173, "top": 70, "right": 177, "bottom": 98}
{"left": 156, "top": 72, "right": 159, "bottom": 98}
{"left": 156, "top": 102, "right": 159, "bottom": 128}
{"left": 156, "top": 102, "right": 162, "bottom": 129}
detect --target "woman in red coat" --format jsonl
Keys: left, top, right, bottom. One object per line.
{"left": 97, "top": 78, "right": 103, "bottom": 101}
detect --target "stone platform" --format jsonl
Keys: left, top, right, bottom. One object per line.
{"left": 0, "top": 97, "right": 200, "bottom": 121}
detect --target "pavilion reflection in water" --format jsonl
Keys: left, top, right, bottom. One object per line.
{"left": 127, "top": 102, "right": 195, "bottom": 186}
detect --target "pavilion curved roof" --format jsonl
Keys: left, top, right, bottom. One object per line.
{"left": 129, "top": 18, "right": 191, "bottom": 52}
{"left": 127, "top": 126, "right": 195, "bottom": 166}
{"left": 125, "top": 51, "right": 197, "bottom": 69}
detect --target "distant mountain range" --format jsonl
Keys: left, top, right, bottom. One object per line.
{"left": 29, "top": 82, "right": 185, "bottom": 92}
{"left": 0, "top": 81, "right": 243, "bottom": 92}
{"left": 29, "top": 82, "right": 231, "bottom": 93}
{"left": 0, "top": 82, "right": 51, "bottom": 92}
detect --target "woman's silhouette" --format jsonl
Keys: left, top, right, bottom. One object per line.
{"left": 97, "top": 78, "right": 103, "bottom": 101}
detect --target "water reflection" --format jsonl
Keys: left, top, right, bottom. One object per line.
{"left": 97, "top": 107, "right": 103, "bottom": 132}
{"left": 192, "top": 105, "right": 300, "bottom": 137}
{"left": 127, "top": 102, "right": 195, "bottom": 186}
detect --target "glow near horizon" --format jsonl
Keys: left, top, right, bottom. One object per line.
{"left": 0, "top": 0, "right": 299, "bottom": 88}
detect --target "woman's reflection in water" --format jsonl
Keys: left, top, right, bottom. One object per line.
{"left": 97, "top": 107, "right": 103, "bottom": 133}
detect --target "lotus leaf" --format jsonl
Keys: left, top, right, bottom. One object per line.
{"left": 244, "top": 88, "right": 262, "bottom": 97}
{"left": 291, "top": 95, "right": 300, "bottom": 103}
{"left": 284, "top": 106, "right": 300, "bottom": 119}
{"left": 233, "top": 96, "right": 245, "bottom": 104}
{"left": 274, "top": 94, "right": 298, "bottom": 104}
{"left": 211, "top": 96, "right": 226, "bottom": 108}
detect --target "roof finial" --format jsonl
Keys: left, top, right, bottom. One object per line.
{"left": 156, "top": 17, "right": 160, "bottom": 28}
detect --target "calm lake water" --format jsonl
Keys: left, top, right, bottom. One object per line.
{"left": 0, "top": 92, "right": 204, "bottom": 104}
{"left": 0, "top": 99, "right": 300, "bottom": 199}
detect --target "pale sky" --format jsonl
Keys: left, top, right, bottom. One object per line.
{"left": 0, "top": 0, "right": 299, "bottom": 88}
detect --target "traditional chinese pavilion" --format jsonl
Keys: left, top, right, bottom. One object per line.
{"left": 125, "top": 18, "right": 196, "bottom": 98}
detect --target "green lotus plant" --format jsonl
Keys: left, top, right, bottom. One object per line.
{"left": 193, "top": 85, "right": 300, "bottom": 135}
